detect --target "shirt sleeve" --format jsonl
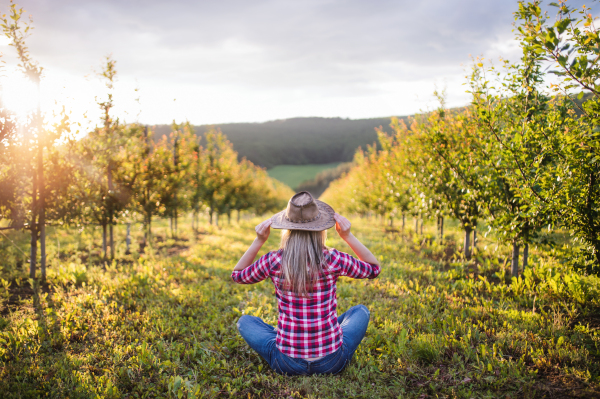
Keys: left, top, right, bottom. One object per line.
{"left": 329, "top": 248, "right": 381, "bottom": 279}
{"left": 231, "top": 251, "right": 272, "bottom": 284}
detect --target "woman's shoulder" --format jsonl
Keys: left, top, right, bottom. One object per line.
{"left": 270, "top": 248, "right": 284, "bottom": 257}
{"left": 266, "top": 249, "right": 284, "bottom": 269}
{"left": 323, "top": 247, "right": 342, "bottom": 266}
{"left": 324, "top": 247, "right": 340, "bottom": 256}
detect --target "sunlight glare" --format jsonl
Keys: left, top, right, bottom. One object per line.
{"left": 0, "top": 71, "right": 40, "bottom": 118}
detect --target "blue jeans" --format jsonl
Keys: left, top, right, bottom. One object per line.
{"left": 236, "top": 304, "right": 370, "bottom": 376}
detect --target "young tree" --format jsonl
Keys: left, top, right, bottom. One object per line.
{"left": 76, "top": 56, "right": 136, "bottom": 261}
{"left": 469, "top": 53, "right": 550, "bottom": 276}
{"left": 161, "top": 121, "right": 193, "bottom": 237}
{"left": 1, "top": 3, "right": 69, "bottom": 279}
{"left": 511, "top": 0, "right": 600, "bottom": 272}
{"left": 202, "top": 129, "right": 236, "bottom": 226}
{"left": 404, "top": 100, "right": 481, "bottom": 259}
{"left": 129, "top": 125, "right": 165, "bottom": 246}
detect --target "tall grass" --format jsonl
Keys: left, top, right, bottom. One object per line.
{"left": 0, "top": 216, "right": 599, "bottom": 398}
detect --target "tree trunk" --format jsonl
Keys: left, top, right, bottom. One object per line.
{"left": 107, "top": 164, "right": 114, "bottom": 260}
{"left": 420, "top": 219, "right": 423, "bottom": 236}
{"left": 511, "top": 242, "right": 520, "bottom": 278}
{"left": 126, "top": 223, "right": 131, "bottom": 255}
{"left": 40, "top": 223, "right": 46, "bottom": 280}
{"left": 414, "top": 217, "right": 418, "bottom": 234}
{"left": 402, "top": 213, "right": 405, "bottom": 232}
{"left": 523, "top": 243, "right": 529, "bottom": 270}
{"left": 439, "top": 216, "right": 444, "bottom": 243}
{"left": 102, "top": 223, "right": 107, "bottom": 261}
{"left": 389, "top": 217, "right": 393, "bottom": 227}
{"left": 464, "top": 228, "right": 472, "bottom": 260}
{"left": 109, "top": 224, "right": 114, "bottom": 260}
{"left": 227, "top": 210, "right": 231, "bottom": 225}
{"left": 29, "top": 225, "right": 37, "bottom": 279}
{"left": 170, "top": 217, "right": 173, "bottom": 237}
{"left": 39, "top": 144, "right": 46, "bottom": 281}
{"left": 174, "top": 209, "right": 178, "bottom": 236}
{"left": 30, "top": 155, "right": 38, "bottom": 279}
{"left": 144, "top": 214, "right": 148, "bottom": 245}
{"left": 473, "top": 228, "right": 477, "bottom": 252}
{"left": 148, "top": 215, "right": 152, "bottom": 243}
{"left": 209, "top": 204, "right": 214, "bottom": 225}
{"left": 192, "top": 207, "right": 198, "bottom": 231}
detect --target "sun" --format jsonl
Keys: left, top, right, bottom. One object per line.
{"left": 0, "top": 69, "right": 40, "bottom": 119}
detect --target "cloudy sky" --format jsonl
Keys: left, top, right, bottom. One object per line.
{"left": 0, "top": 0, "right": 585, "bottom": 126}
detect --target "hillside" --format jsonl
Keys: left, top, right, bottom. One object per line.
{"left": 266, "top": 163, "right": 341, "bottom": 191}
{"left": 153, "top": 117, "right": 400, "bottom": 169}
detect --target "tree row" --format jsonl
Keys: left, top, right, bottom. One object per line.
{"left": 322, "top": 0, "right": 600, "bottom": 277}
{"left": 0, "top": 5, "right": 292, "bottom": 280}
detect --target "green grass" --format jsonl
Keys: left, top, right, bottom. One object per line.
{"left": 1, "top": 216, "right": 600, "bottom": 398}
{"left": 267, "top": 163, "right": 341, "bottom": 190}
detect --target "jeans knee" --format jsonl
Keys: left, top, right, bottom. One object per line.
{"left": 356, "top": 304, "right": 370, "bottom": 318}
{"left": 237, "top": 315, "right": 251, "bottom": 332}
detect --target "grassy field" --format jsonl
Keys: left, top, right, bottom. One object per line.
{"left": 267, "top": 163, "right": 341, "bottom": 190}
{"left": 1, "top": 216, "right": 600, "bottom": 398}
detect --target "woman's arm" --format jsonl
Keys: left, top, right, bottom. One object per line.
{"left": 334, "top": 213, "right": 379, "bottom": 266}
{"left": 233, "top": 219, "right": 272, "bottom": 272}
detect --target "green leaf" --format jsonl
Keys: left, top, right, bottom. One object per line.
{"left": 557, "top": 55, "right": 568, "bottom": 67}
{"left": 555, "top": 18, "right": 570, "bottom": 34}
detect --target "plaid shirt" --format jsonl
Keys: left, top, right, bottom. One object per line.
{"left": 231, "top": 248, "right": 380, "bottom": 359}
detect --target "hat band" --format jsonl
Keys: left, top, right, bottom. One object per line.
{"left": 284, "top": 212, "right": 321, "bottom": 224}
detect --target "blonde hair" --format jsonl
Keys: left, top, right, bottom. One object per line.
{"left": 279, "top": 229, "right": 327, "bottom": 297}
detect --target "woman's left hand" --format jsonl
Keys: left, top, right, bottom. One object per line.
{"left": 255, "top": 219, "right": 272, "bottom": 243}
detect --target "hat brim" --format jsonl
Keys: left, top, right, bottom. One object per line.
{"left": 270, "top": 199, "right": 336, "bottom": 231}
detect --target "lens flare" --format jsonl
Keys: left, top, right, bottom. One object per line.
{"left": 0, "top": 71, "right": 40, "bottom": 118}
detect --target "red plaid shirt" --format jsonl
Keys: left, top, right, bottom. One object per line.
{"left": 231, "top": 248, "right": 380, "bottom": 359}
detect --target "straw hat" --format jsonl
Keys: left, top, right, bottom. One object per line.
{"left": 271, "top": 191, "right": 336, "bottom": 231}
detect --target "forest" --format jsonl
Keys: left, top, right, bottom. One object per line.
{"left": 152, "top": 117, "right": 393, "bottom": 169}
{"left": 1, "top": 0, "right": 600, "bottom": 398}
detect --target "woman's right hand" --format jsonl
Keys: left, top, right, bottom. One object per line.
{"left": 255, "top": 219, "right": 272, "bottom": 243}
{"left": 334, "top": 213, "right": 352, "bottom": 239}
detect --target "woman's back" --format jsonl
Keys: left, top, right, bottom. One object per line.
{"left": 232, "top": 247, "right": 380, "bottom": 359}
{"left": 231, "top": 191, "right": 380, "bottom": 375}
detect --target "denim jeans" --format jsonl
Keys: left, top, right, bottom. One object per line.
{"left": 236, "top": 304, "right": 370, "bottom": 376}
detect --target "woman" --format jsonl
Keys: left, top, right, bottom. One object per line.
{"left": 232, "top": 191, "right": 381, "bottom": 376}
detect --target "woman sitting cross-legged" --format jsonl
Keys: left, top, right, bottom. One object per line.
{"left": 231, "top": 191, "right": 381, "bottom": 376}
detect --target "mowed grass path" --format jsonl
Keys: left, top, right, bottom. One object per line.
{"left": 267, "top": 163, "right": 341, "bottom": 190}
{"left": 1, "top": 217, "right": 599, "bottom": 398}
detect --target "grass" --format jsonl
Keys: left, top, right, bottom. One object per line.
{"left": 1, "top": 215, "right": 600, "bottom": 398}
{"left": 267, "top": 163, "right": 341, "bottom": 190}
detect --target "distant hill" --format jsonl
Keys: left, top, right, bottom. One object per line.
{"left": 153, "top": 116, "right": 402, "bottom": 169}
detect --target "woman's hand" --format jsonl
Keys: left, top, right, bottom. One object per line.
{"left": 334, "top": 213, "right": 352, "bottom": 239}
{"left": 334, "top": 213, "right": 379, "bottom": 266}
{"left": 233, "top": 219, "right": 272, "bottom": 272}
{"left": 255, "top": 219, "right": 272, "bottom": 243}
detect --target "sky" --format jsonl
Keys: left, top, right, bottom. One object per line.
{"left": 0, "top": 0, "right": 587, "bottom": 127}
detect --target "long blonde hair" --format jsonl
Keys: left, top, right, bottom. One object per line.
{"left": 279, "top": 229, "right": 327, "bottom": 296}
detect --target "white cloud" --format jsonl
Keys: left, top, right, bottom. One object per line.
{"left": 0, "top": 0, "right": 590, "bottom": 125}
